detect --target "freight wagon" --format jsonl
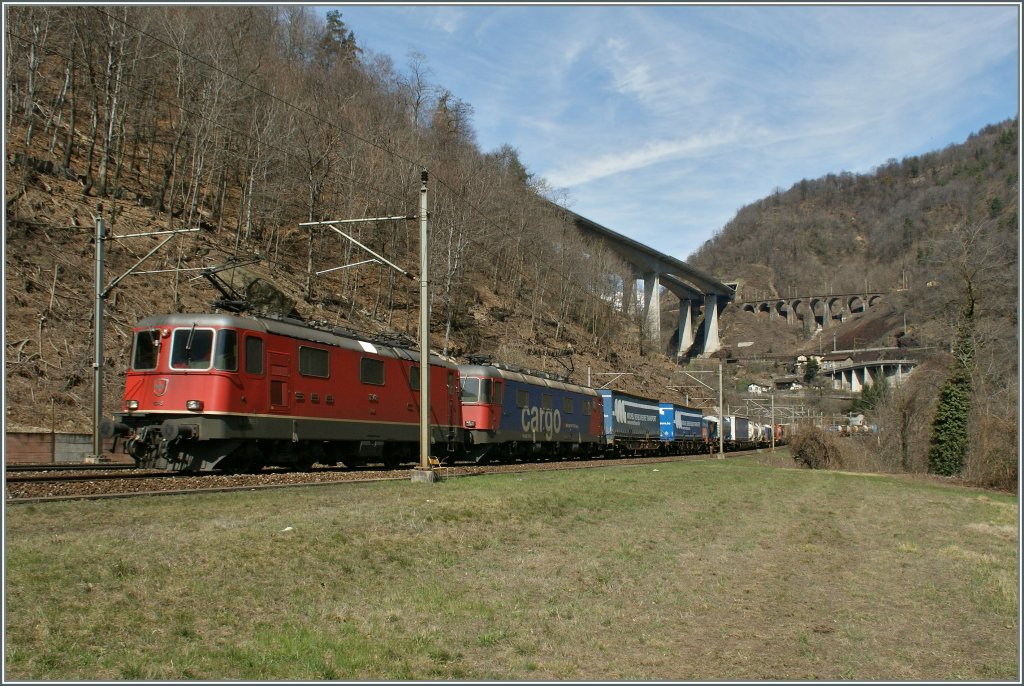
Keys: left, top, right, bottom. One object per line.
{"left": 658, "top": 402, "right": 708, "bottom": 455}
{"left": 598, "top": 389, "right": 662, "bottom": 456}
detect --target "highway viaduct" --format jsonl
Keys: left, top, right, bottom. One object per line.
{"left": 564, "top": 209, "right": 735, "bottom": 358}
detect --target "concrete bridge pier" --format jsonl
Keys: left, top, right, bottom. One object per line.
{"left": 621, "top": 269, "right": 637, "bottom": 318}
{"left": 643, "top": 271, "right": 661, "bottom": 345}
{"left": 676, "top": 299, "right": 695, "bottom": 358}
{"left": 811, "top": 298, "right": 831, "bottom": 330}
{"left": 701, "top": 293, "right": 721, "bottom": 356}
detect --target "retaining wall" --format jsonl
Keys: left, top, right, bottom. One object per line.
{"left": 5, "top": 432, "right": 131, "bottom": 465}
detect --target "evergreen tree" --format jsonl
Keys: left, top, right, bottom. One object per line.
{"left": 928, "top": 297, "right": 976, "bottom": 476}
{"left": 927, "top": 365, "right": 972, "bottom": 475}
{"left": 316, "top": 10, "right": 360, "bottom": 69}
{"left": 803, "top": 358, "right": 820, "bottom": 383}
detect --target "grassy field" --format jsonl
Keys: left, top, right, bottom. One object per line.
{"left": 4, "top": 455, "right": 1019, "bottom": 681}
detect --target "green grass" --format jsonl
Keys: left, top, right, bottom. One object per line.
{"left": 4, "top": 456, "right": 1019, "bottom": 680}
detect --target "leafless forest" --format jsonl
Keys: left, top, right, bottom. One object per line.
{"left": 4, "top": 6, "right": 1018, "bottom": 489}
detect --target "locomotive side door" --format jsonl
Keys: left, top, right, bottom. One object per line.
{"left": 268, "top": 351, "right": 291, "bottom": 413}
{"left": 447, "top": 371, "right": 458, "bottom": 441}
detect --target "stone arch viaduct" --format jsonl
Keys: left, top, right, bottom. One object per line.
{"left": 736, "top": 293, "right": 885, "bottom": 330}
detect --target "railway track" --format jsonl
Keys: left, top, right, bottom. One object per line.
{"left": 6, "top": 450, "right": 770, "bottom": 504}
{"left": 6, "top": 470, "right": 178, "bottom": 484}
{"left": 5, "top": 463, "right": 138, "bottom": 472}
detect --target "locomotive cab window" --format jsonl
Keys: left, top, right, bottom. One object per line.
{"left": 170, "top": 327, "right": 214, "bottom": 370}
{"left": 299, "top": 346, "right": 329, "bottom": 378}
{"left": 214, "top": 330, "right": 238, "bottom": 371}
{"left": 131, "top": 329, "right": 161, "bottom": 371}
{"left": 460, "top": 377, "right": 479, "bottom": 403}
{"left": 459, "top": 377, "right": 495, "bottom": 402}
{"left": 360, "top": 357, "right": 384, "bottom": 385}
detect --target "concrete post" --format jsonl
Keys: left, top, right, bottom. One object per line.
{"left": 642, "top": 271, "right": 661, "bottom": 345}
{"left": 676, "top": 298, "right": 694, "bottom": 357}
{"left": 622, "top": 269, "right": 637, "bottom": 316}
{"left": 702, "top": 293, "right": 720, "bottom": 355}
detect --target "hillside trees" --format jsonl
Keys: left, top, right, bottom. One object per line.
{"left": 689, "top": 119, "right": 1017, "bottom": 489}
{"left": 5, "top": 4, "right": 630, "bottom": 359}
{"left": 690, "top": 119, "right": 1018, "bottom": 305}
{"left": 4, "top": 4, "right": 619, "bottom": 436}
{"left": 925, "top": 221, "right": 1017, "bottom": 481}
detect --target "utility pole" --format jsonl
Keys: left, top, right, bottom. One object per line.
{"left": 416, "top": 169, "right": 434, "bottom": 480}
{"left": 770, "top": 392, "right": 775, "bottom": 452}
{"left": 718, "top": 363, "right": 724, "bottom": 459}
{"left": 92, "top": 217, "right": 104, "bottom": 459}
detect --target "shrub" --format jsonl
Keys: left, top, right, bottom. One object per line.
{"left": 790, "top": 425, "right": 844, "bottom": 469}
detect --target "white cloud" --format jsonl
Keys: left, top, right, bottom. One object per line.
{"left": 544, "top": 125, "right": 749, "bottom": 187}
{"left": 425, "top": 7, "right": 467, "bottom": 35}
{"left": 338, "top": 4, "right": 1019, "bottom": 256}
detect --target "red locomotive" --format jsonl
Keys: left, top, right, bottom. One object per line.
{"left": 102, "top": 313, "right": 463, "bottom": 472}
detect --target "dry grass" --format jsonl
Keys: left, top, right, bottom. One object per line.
{"left": 4, "top": 457, "right": 1019, "bottom": 680}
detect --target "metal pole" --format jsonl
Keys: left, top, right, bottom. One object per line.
{"left": 93, "top": 217, "right": 105, "bottom": 458}
{"left": 718, "top": 363, "right": 724, "bottom": 459}
{"left": 771, "top": 393, "right": 775, "bottom": 452}
{"left": 418, "top": 170, "right": 431, "bottom": 471}
{"left": 88, "top": 222, "right": 196, "bottom": 460}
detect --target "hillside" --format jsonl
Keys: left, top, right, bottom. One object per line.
{"left": 689, "top": 119, "right": 1018, "bottom": 357}
{"left": 3, "top": 7, "right": 1019, "bottom": 489}
{"left": 3, "top": 6, "right": 695, "bottom": 433}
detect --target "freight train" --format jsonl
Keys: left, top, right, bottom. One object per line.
{"left": 101, "top": 312, "right": 785, "bottom": 473}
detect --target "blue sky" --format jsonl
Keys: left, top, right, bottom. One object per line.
{"left": 328, "top": 3, "right": 1020, "bottom": 261}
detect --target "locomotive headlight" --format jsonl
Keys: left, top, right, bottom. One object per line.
{"left": 186, "top": 400, "right": 204, "bottom": 412}
{"left": 464, "top": 420, "right": 476, "bottom": 428}
{"left": 125, "top": 399, "right": 139, "bottom": 411}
